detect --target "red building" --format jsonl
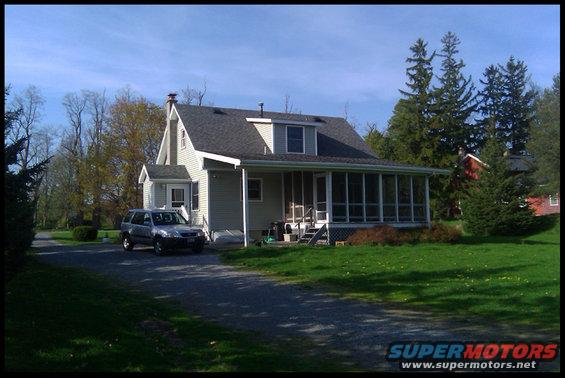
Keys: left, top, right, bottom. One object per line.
{"left": 460, "top": 153, "right": 560, "bottom": 216}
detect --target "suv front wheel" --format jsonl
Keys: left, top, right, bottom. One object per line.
{"left": 122, "top": 234, "right": 134, "bottom": 251}
{"left": 153, "top": 238, "right": 166, "bottom": 256}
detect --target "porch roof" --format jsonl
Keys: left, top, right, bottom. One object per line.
{"left": 197, "top": 151, "right": 450, "bottom": 175}
{"left": 138, "top": 164, "right": 191, "bottom": 183}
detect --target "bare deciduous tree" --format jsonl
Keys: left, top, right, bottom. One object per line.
{"left": 180, "top": 81, "right": 208, "bottom": 106}
{"left": 9, "top": 85, "right": 45, "bottom": 170}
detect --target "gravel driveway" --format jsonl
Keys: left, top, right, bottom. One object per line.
{"left": 33, "top": 232, "right": 559, "bottom": 371}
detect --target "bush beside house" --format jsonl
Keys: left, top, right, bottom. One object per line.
{"left": 72, "top": 226, "right": 98, "bottom": 241}
{"left": 345, "top": 224, "right": 462, "bottom": 246}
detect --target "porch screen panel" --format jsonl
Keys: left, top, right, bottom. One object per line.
{"left": 348, "top": 173, "right": 363, "bottom": 221}
{"left": 283, "top": 172, "right": 292, "bottom": 221}
{"left": 412, "top": 176, "right": 426, "bottom": 222}
{"left": 303, "top": 171, "right": 313, "bottom": 221}
{"left": 398, "top": 175, "right": 411, "bottom": 222}
{"left": 332, "top": 172, "right": 346, "bottom": 222}
{"left": 382, "top": 174, "right": 396, "bottom": 221}
{"left": 293, "top": 171, "right": 303, "bottom": 221}
{"left": 364, "top": 173, "right": 380, "bottom": 221}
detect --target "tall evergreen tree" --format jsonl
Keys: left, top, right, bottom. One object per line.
{"left": 461, "top": 126, "right": 536, "bottom": 236}
{"left": 387, "top": 38, "right": 437, "bottom": 166}
{"left": 499, "top": 56, "right": 536, "bottom": 154}
{"left": 474, "top": 65, "right": 505, "bottom": 151}
{"left": 4, "top": 87, "right": 49, "bottom": 277}
{"left": 527, "top": 73, "right": 560, "bottom": 194}
{"left": 433, "top": 31, "right": 477, "bottom": 154}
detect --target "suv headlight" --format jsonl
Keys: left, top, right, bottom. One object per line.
{"left": 161, "top": 230, "right": 181, "bottom": 238}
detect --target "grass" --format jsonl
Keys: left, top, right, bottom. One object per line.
{"left": 49, "top": 229, "right": 121, "bottom": 245}
{"left": 223, "top": 217, "right": 560, "bottom": 333}
{"left": 5, "top": 259, "right": 351, "bottom": 372}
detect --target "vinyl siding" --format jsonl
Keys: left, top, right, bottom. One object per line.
{"left": 208, "top": 171, "right": 282, "bottom": 231}
{"left": 253, "top": 123, "right": 273, "bottom": 153}
{"left": 273, "top": 124, "right": 316, "bottom": 155}
{"left": 143, "top": 179, "right": 151, "bottom": 208}
{"left": 176, "top": 115, "right": 208, "bottom": 228}
{"left": 154, "top": 183, "right": 166, "bottom": 208}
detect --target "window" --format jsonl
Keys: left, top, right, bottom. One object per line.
{"left": 397, "top": 175, "right": 411, "bottom": 222}
{"left": 286, "top": 126, "right": 304, "bottom": 153}
{"left": 382, "top": 175, "right": 397, "bottom": 222}
{"left": 123, "top": 211, "right": 135, "bottom": 223}
{"left": 191, "top": 182, "right": 199, "bottom": 210}
{"left": 412, "top": 176, "right": 426, "bottom": 222}
{"left": 549, "top": 194, "right": 559, "bottom": 206}
{"left": 171, "top": 188, "right": 185, "bottom": 208}
{"left": 131, "top": 211, "right": 146, "bottom": 225}
{"left": 364, "top": 174, "right": 380, "bottom": 221}
{"left": 240, "top": 178, "right": 263, "bottom": 202}
{"left": 332, "top": 173, "right": 347, "bottom": 222}
{"left": 348, "top": 173, "right": 363, "bottom": 221}
{"left": 151, "top": 211, "right": 188, "bottom": 225}
{"left": 180, "top": 129, "right": 186, "bottom": 149}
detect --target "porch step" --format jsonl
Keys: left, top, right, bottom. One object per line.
{"left": 297, "top": 225, "right": 328, "bottom": 245}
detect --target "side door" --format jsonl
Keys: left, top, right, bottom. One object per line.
{"left": 129, "top": 211, "right": 146, "bottom": 244}
{"left": 139, "top": 212, "right": 153, "bottom": 244}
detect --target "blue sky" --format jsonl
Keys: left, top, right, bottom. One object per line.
{"left": 5, "top": 5, "right": 560, "bottom": 135}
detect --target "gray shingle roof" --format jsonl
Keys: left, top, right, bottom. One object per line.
{"left": 507, "top": 155, "right": 534, "bottom": 172}
{"left": 145, "top": 164, "right": 190, "bottom": 180}
{"left": 174, "top": 104, "right": 439, "bottom": 171}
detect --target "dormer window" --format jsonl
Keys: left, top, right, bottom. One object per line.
{"left": 286, "top": 126, "right": 304, "bottom": 154}
{"left": 180, "top": 129, "right": 186, "bottom": 149}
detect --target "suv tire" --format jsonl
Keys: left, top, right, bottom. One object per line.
{"left": 122, "top": 234, "right": 134, "bottom": 251}
{"left": 153, "top": 238, "right": 166, "bottom": 256}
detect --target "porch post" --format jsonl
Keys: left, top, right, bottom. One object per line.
{"left": 394, "top": 174, "right": 399, "bottom": 222}
{"left": 379, "top": 173, "right": 383, "bottom": 222}
{"left": 425, "top": 175, "right": 431, "bottom": 228}
{"left": 326, "top": 171, "right": 332, "bottom": 222}
{"left": 242, "top": 168, "right": 250, "bottom": 246}
{"left": 410, "top": 176, "right": 414, "bottom": 222}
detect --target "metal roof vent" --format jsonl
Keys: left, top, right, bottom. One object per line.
{"left": 258, "top": 102, "right": 264, "bottom": 117}
{"left": 213, "top": 108, "right": 226, "bottom": 115}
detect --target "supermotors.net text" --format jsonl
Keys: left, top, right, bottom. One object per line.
{"left": 400, "top": 360, "right": 537, "bottom": 371}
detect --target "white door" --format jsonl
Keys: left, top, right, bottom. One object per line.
{"left": 313, "top": 173, "right": 327, "bottom": 223}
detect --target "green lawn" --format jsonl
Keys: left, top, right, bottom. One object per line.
{"left": 223, "top": 218, "right": 560, "bottom": 333}
{"left": 49, "top": 229, "right": 121, "bottom": 245}
{"left": 5, "top": 259, "right": 351, "bottom": 372}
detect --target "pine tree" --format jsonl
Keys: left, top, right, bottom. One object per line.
{"left": 387, "top": 38, "right": 437, "bottom": 166}
{"left": 527, "top": 73, "right": 560, "bottom": 194}
{"left": 4, "top": 87, "right": 49, "bottom": 276}
{"left": 474, "top": 65, "right": 505, "bottom": 151}
{"left": 499, "top": 56, "right": 536, "bottom": 154}
{"left": 433, "top": 32, "right": 477, "bottom": 155}
{"left": 461, "top": 125, "right": 536, "bottom": 236}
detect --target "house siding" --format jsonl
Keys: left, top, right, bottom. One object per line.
{"left": 154, "top": 183, "right": 166, "bottom": 208}
{"left": 208, "top": 171, "right": 282, "bottom": 232}
{"left": 253, "top": 123, "right": 273, "bottom": 153}
{"left": 273, "top": 124, "right": 316, "bottom": 155}
{"left": 143, "top": 179, "right": 152, "bottom": 208}
{"left": 176, "top": 114, "right": 208, "bottom": 228}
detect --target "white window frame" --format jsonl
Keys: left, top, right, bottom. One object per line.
{"left": 240, "top": 177, "right": 263, "bottom": 202}
{"left": 171, "top": 188, "right": 185, "bottom": 208}
{"left": 549, "top": 194, "right": 559, "bottom": 206}
{"left": 191, "top": 181, "right": 199, "bottom": 211}
{"left": 180, "top": 129, "right": 187, "bottom": 150}
{"left": 286, "top": 125, "right": 305, "bottom": 154}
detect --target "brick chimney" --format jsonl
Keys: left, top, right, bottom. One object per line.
{"left": 166, "top": 93, "right": 178, "bottom": 165}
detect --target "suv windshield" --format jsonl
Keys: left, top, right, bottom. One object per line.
{"left": 151, "top": 211, "right": 188, "bottom": 225}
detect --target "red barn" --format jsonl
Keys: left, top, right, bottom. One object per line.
{"left": 460, "top": 152, "right": 560, "bottom": 216}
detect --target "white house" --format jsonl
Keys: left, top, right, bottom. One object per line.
{"left": 139, "top": 94, "right": 449, "bottom": 245}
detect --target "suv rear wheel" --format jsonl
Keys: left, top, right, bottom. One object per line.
{"left": 153, "top": 238, "right": 166, "bottom": 256}
{"left": 122, "top": 234, "right": 134, "bottom": 251}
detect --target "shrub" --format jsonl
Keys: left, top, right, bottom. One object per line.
{"left": 72, "top": 226, "right": 98, "bottom": 241}
{"left": 419, "top": 223, "right": 462, "bottom": 243}
{"left": 346, "top": 225, "right": 413, "bottom": 246}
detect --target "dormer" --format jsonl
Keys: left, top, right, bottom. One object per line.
{"left": 246, "top": 117, "right": 324, "bottom": 155}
